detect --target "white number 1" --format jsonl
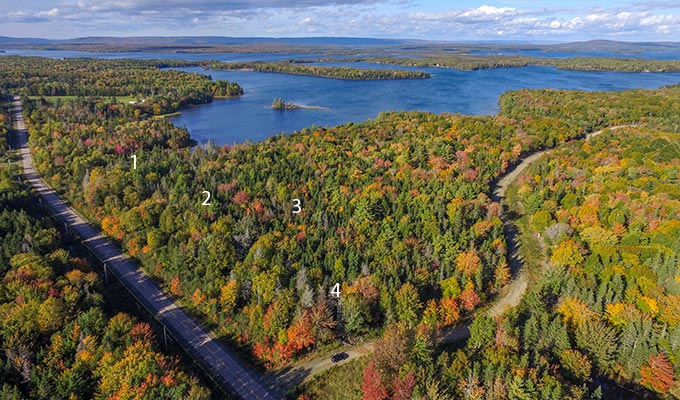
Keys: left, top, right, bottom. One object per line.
{"left": 131, "top": 154, "right": 137, "bottom": 170}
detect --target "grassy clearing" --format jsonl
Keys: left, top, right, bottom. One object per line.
{"left": 290, "top": 357, "right": 367, "bottom": 400}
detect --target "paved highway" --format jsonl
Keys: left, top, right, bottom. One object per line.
{"left": 10, "top": 96, "right": 278, "bottom": 400}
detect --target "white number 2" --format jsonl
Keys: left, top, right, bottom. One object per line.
{"left": 292, "top": 198, "right": 302, "bottom": 214}
{"left": 202, "top": 190, "right": 211, "bottom": 206}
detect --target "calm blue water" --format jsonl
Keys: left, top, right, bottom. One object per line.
{"left": 170, "top": 65, "right": 680, "bottom": 145}
{"left": 3, "top": 49, "right": 680, "bottom": 145}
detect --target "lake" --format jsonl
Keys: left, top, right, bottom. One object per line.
{"left": 169, "top": 65, "right": 680, "bottom": 145}
{"left": 4, "top": 49, "right": 680, "bottom": 145}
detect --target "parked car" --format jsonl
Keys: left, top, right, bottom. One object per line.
{"left": 331, "top": 352, "right": 349, "bottom": 363}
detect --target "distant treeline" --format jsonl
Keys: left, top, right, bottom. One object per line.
{"left": 6, "top": 43, "right": 356, "bottom": 55}
{"left": 204, "top": 61, "right": 431, "bottom": 80}
{"left": 365, "top": 55, "right": 680, "bottom": 72}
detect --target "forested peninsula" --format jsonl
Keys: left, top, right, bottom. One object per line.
{"left": 204, "top": 61, "right": 431, "bottom": 80}
{"left": 0, "top": 56, "right": 242, "bottom": 115}
{"left": 365, "top": 55, "right": 680, "bottom": 72}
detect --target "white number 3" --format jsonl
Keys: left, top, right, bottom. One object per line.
{"left": 292, "top": 198, "right": 302, "bottom": 214}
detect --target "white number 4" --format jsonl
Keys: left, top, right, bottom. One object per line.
{"left": 331, "top": 283, "right": 341, "bottom": 298}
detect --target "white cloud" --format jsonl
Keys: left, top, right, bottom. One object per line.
{"left": 2, "top": 1, "right": 680, "bottom": 40}
{"left": 459, "top": 5, "right": 518, "bottom": 19}
{"left": 43, "top": 8, "right": 59, "bottom": 17}
{"left": 8, "top": 7, "right": 59, "bottom": 22}
{"left": 383, "top": 5, "right": 680, "bottom": 40}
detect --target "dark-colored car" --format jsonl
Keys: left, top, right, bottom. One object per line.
{"left": 331, "top": 352, "right": 349, "bottom": 363}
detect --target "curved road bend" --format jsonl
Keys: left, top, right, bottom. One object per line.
{"left": 10, "top": 96, "right": 278, "bottom": 400}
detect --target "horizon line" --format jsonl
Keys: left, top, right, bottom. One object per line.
{"left": 2, "top": 35, "right": 680, "bottom": 45}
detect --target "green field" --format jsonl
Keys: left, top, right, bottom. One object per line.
{"left": 292, "top": 358, "right": 367, "bottom": 399}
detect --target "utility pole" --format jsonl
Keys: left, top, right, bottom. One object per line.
{"left": 103, "top": 262, "right": 109, "bottom": 285}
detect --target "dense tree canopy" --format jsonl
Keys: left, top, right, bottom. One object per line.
{"left": 365, "top": 55, "right": 680, "bottom": 72}
{"left": 296, "top": 85, "right": 680, "bottom": 399}
{"left": 366, "top": 117, "right": 679, "bottom": 399}
{"left": 0, "top": 56, "right": 243, "bottom": 116}
{"left": 0, "top": 167, "right": 211, "bottom": 399}
{"left": 22, "top": 69, "right": 680, "bottom": 372}
{"left": 205, "top": 61, "right": 431, "bottom": 80}
{"left": 493, "top": 126, "right": 680, "bottom": 396}
{"left": 5, "top": 55, "right": 680, "bottom": 398}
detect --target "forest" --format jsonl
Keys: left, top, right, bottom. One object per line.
{"left": 407, "top": 128, "right": 680, "bottom": 399}
{"left": 295, "top": 85, "right": 680, "bottom": 399}
{"left": 15, "top": 53, "right": 594, "bottom": 370}
{"left": 364, "top": 55, "right": 680, "bottom": 72}
{"left": 0, "top": 56, "right": 243, "bottom": 115}
{"left": 19, "top": 56, "right": 678, "bottom": 375}
{"left": 0, "top": 95, "right": 211, "bottom": 398}
{"left": 0, "top": 99, "right": 11, "bottom": 164}
{"left": 22, "top": 96, "right": 524, "bottom": 369}
{"left": 3, "top": 55, "right": 680, "bottom": 398}
{"left": 204, "top": 61, "right": 431, "bottom": 80}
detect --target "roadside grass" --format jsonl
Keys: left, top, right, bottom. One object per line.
{"left": 290, "top": 357, "right": 367, "bottom": 400}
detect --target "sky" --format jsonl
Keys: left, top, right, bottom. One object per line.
{"left": 1, "top": 1, "right": 679, "bottom": 42}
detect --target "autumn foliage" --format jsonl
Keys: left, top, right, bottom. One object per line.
{"left": 640, "top": 353, "right": 676, "bottom": 394}
{"left": 0, "top": 182, "right": 210, "bottom": 398}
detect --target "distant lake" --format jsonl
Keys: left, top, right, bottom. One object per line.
{"left": 169, "top": 65, "right": 680, "bottom": 145}
{"left": 4, "top": 49, "right": 680, "bottom": 145}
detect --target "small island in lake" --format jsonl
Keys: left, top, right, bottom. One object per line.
{"left": 271, "top": 97, "right": 327, "bottom": 110}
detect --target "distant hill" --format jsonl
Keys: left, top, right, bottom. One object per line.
{"left": 1, "top": 36, "right": 678, "bottom": 56}
{"left": 0, "top": 36, "right": 53, "bottom": 45}
{"left": 548, "top": 39, "right": 680, "bottom": 52}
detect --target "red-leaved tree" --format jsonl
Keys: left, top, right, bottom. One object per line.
{"left": 640, "top": 352, "right": 676, "bottom": 394}
{"left": 362, "top": 361, "right": 388, "bottom": 400}
{"left": 392, "top": 372, "right": 416, "bottom": 400}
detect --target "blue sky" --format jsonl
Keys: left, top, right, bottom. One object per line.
{"left": 1, "top": 1, "right": 679, "bottom": 41}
